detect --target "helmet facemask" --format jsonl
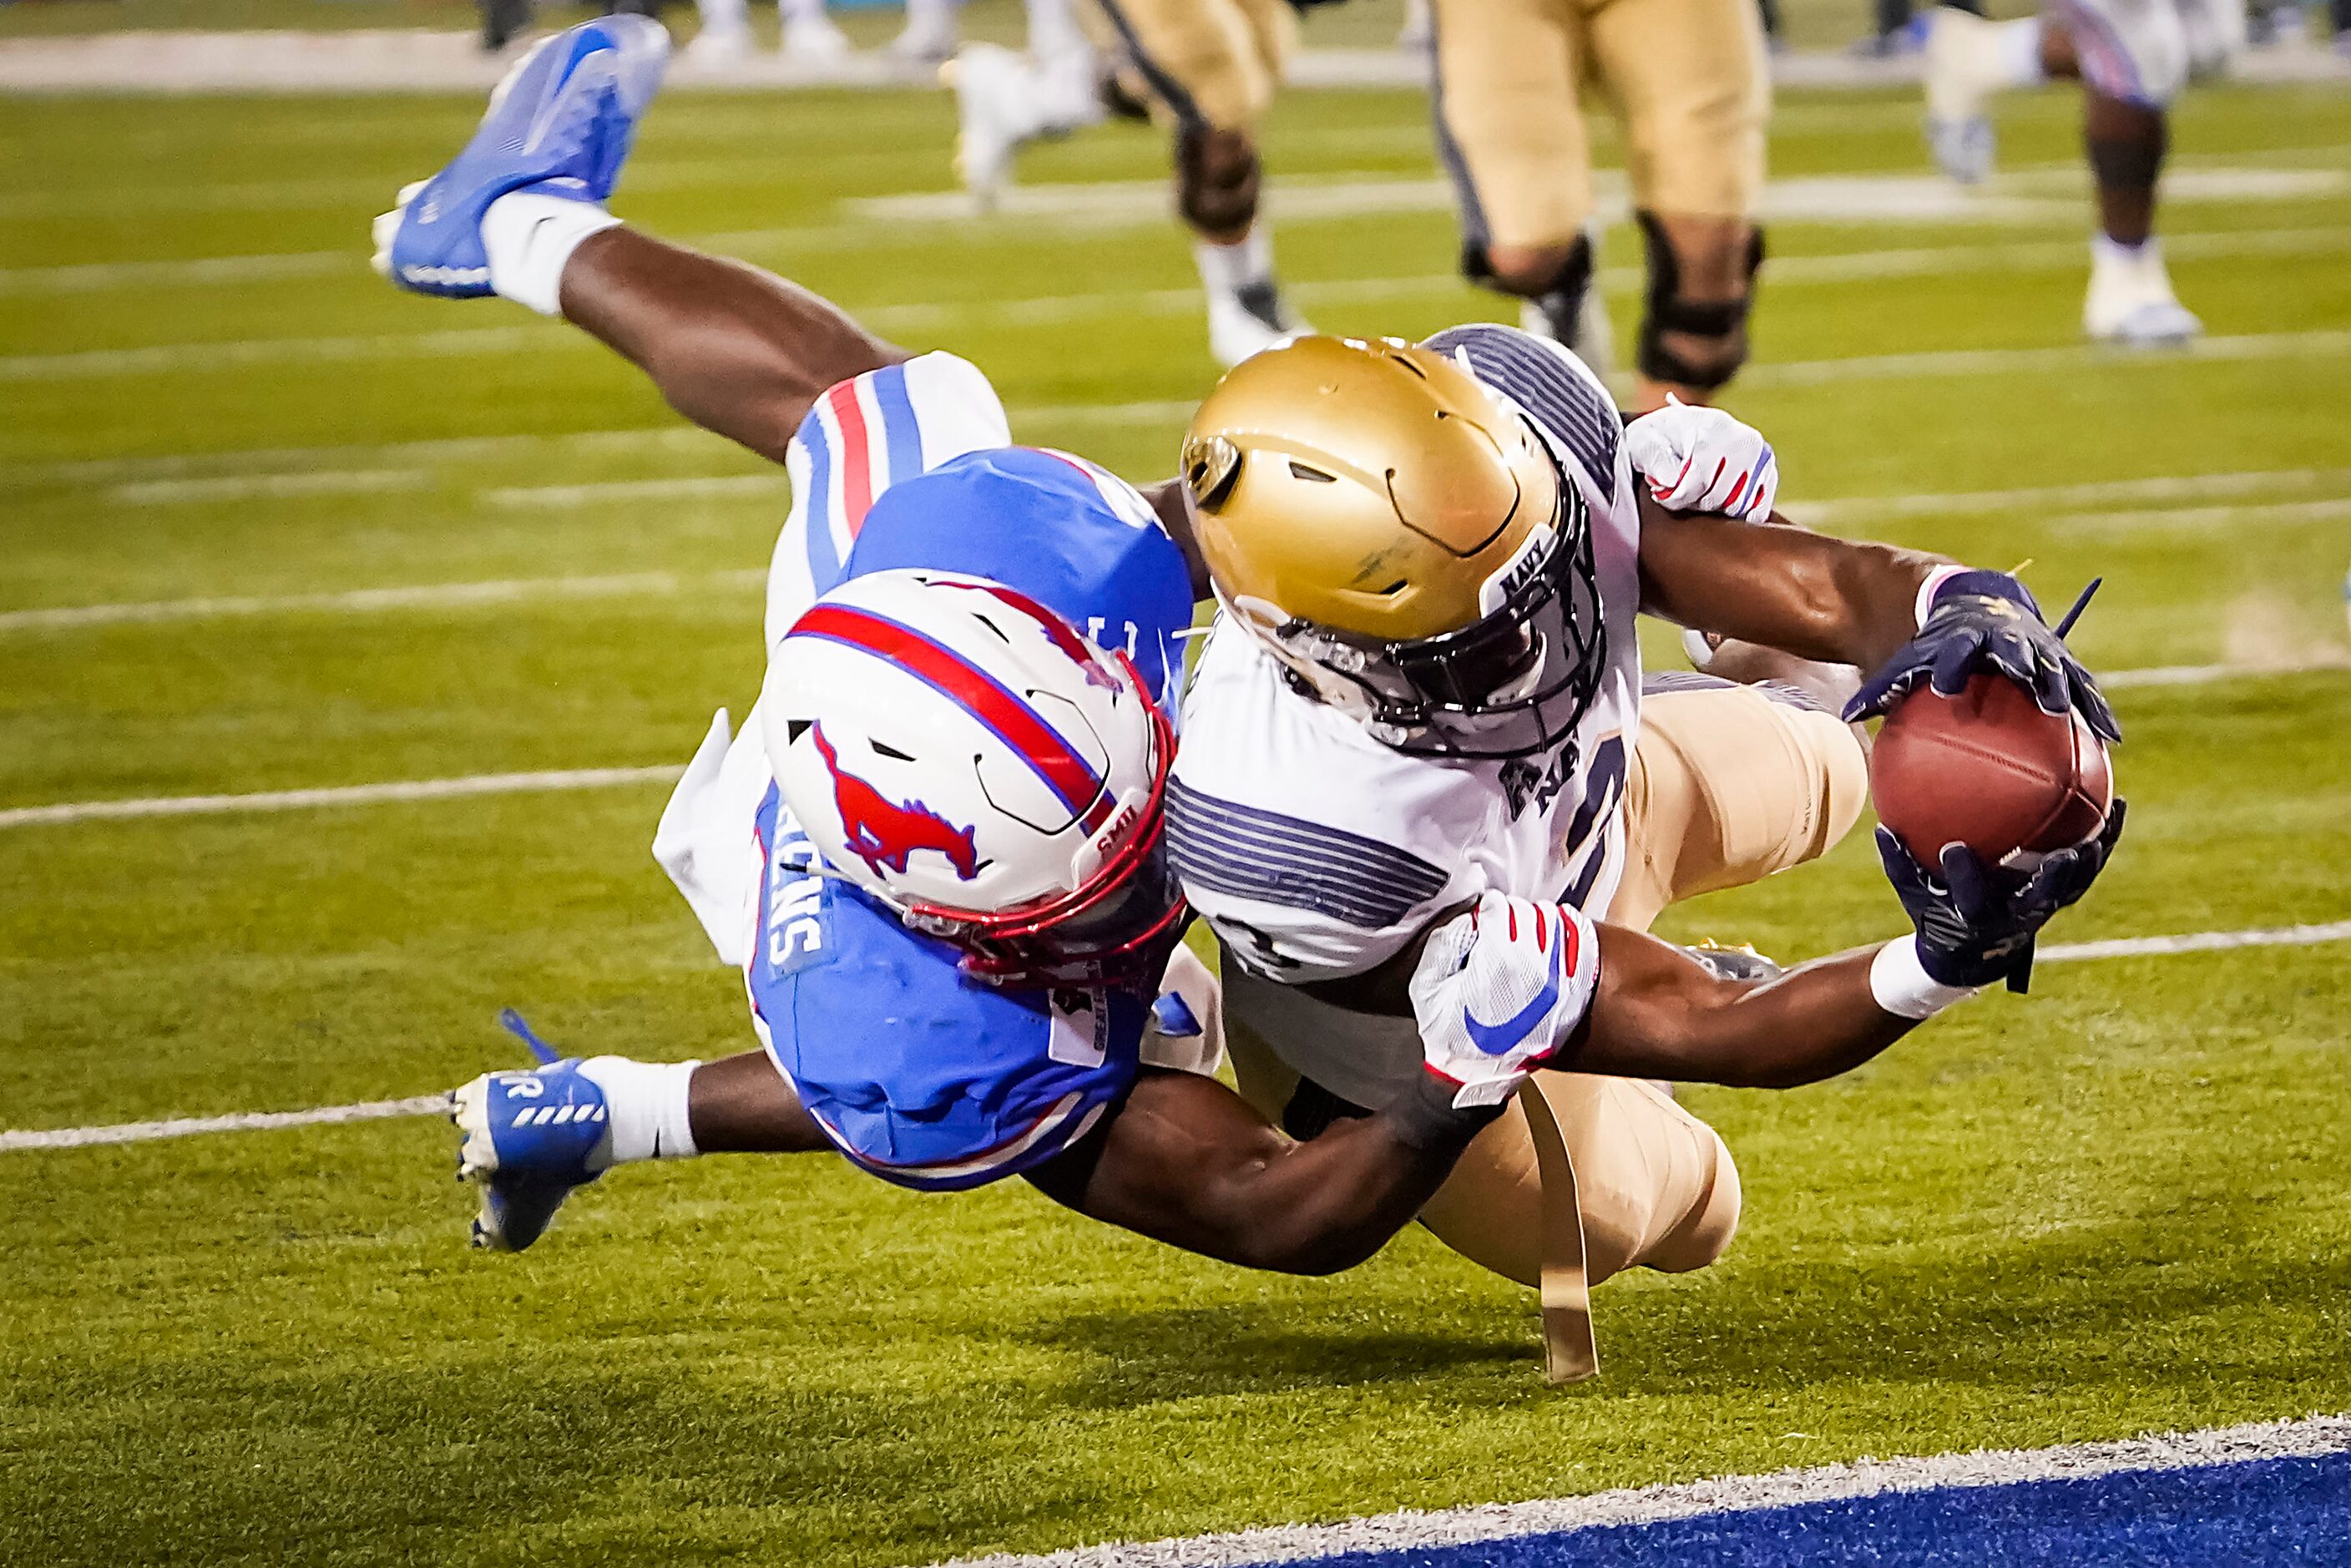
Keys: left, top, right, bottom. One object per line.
{"left": 1226, "top": 466, "right": 1609, "bottom": 761}
{"left": 897, "top": 649, "right": 1188, "bottom": 991}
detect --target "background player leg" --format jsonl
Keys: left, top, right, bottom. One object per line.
{"left": 1587, "top": 0, "right": 1772, "bottom": 407}
{"left": 780, "top": 0, "right": 852, "bottom": 66}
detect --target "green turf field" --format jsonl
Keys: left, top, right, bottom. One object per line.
{"left": 3, "top": 72, "right": 2350, "bottom": 1568}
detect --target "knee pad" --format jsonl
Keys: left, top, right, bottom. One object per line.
{"left": 1636, "top": 210, "right": 1763, "bottom": 392}
{"left": 1177, "top": 126, "right": 1261, "bottom": 237}
{"left": 1463, "top": 235, "right": 1596, "bottom": 352}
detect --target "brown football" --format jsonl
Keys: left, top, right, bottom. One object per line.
{"left": 1869, "top": 673, "right": 2113, "bottom": 866}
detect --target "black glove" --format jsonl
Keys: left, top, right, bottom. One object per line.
{"left": 1875, "top": 800, "right": 2127, "bottom": 994}
{"left": 1845, "top": 571, "right": 2121, "bottom": 745}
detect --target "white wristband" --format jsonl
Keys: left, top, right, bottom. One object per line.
{"left": 482, "top": 189, "right": 624, "bottom": 317}
{"left": 1912, "top": 564, "right": 1969, "bottom": 630}
{"left": 1868, "top": 938, "right": 1984, "bottom": 1020}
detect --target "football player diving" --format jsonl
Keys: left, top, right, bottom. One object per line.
{"left": 1166, "top": 326, "right": 2126, "bottom": 1348}
{"left": 375, "top": 21, "right": 2121, "bottom": 1317}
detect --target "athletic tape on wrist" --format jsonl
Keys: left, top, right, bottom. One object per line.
{"left": 1387, "top": 1070, "right": 1508, "bottom": 1151}
{"left": 1869, "top": 937, "right": 1984, "bottom": 1020}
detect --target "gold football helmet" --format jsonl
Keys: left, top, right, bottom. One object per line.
{"left": 1181, "top": 335, "right": 1607, "bottom": 758}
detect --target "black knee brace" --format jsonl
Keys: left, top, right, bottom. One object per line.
{"left": 1462, "top": 234, "right": 1596, "bottom": 352}
{"left": 1636, "top": 210, "right": 1764, "bottom": 392}
{"left": 1177, "top": 126, "right": 1261, "bottom": 239}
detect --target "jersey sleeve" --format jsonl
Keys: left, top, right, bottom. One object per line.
{"left": 1420, "top": 323, "right": 1625, "bottom": 512}
{"left": 744, "top": 785, "right": 1141, "bottom": 1191}
{"left": 1168, "top": 628, "right": 1491, "bottom": 983}
{"left": 766, "top": 352, "right": 1014, "bottom": 647}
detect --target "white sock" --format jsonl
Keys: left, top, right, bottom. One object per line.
{"left": 579, "top": 1055, "right": 702, "bottom": 1164}
{"left": 1993, "top": 17, "right": 2047, "bottom": 87}
{"left": 695, "top": 0, "right": 750, "bottom": 41}
{"left": 481, "top": 189, "right": 623, "bottom": 317}
{"left": 1194, "top": 226, "right": 1274, "bottom": 296}
{"left": 2092, "top": 231, "right": 2159, "bottom": 272}
{"left": 779, "top": 0, "right": 829, "bottom": 30}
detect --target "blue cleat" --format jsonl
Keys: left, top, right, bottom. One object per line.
{"left": 450, "top": 1038, "right": 614, "bottom": 1252}
{"left": 376, "top": 15, "right": 669, "bottom": 299}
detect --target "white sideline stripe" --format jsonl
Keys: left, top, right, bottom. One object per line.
{"left": 0, "top": 569, "right": 766, "bottom": 633}
{"left": 0, "top": 766, "right": 683, "bottom": 830}
{"left": 0, "top": 1096, "right": 450, "bottom": 1154}
{"left": 923, "top": 1414, "right": 2351, "bottom": 1568}
{"left": 2039, "top": 919, "right": 2351, "bottom": 964}
{"left": 8, "top": 922, "right": 2350, "bottom": 1156}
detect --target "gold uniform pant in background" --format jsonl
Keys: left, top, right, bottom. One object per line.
{"left": 1228, "top": 679, "right": 1869, "bottom": 1292}
{"left": 1430, "top": 0, "right": 1770, "bottom": 249}
{"left": 1087, "top": 0, "right": 1295, "bottom": 132}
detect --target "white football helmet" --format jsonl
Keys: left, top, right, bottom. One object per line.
{"left": 763, "top": 568, "right": 1182, "bottom": 989}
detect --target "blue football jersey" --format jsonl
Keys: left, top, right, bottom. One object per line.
{"left": 746, "top": 368, "right": 1194, "bottom": 1189}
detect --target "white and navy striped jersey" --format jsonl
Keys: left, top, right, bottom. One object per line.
{"left": 1168, "top": 325, "right": 1645, "bottom": 1105}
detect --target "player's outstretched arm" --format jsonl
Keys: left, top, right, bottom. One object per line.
{"left": 1025, "top": 1067, "right": 1499, "bottom": 1277}
{"left": 559, "top": 229, "right": 909, "bottom": 467}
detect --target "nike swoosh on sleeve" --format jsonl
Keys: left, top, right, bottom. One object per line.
{"left": 1462, "top": 938, "right": 1565, "bottom": 1056}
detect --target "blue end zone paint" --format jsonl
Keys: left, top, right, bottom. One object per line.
{"left": 1264, "top": 1453, "right": 2351, "bottom": 1567}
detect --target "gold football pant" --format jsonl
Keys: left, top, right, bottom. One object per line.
{"left": 1086, "top": 0, "right": 1295, "bottom": 132}
{"left": 1430, "top": 0, "right": 1770, "bottom": 248}
{"left": 1226, "top": 679, "right": 1868, "bottom": 1292}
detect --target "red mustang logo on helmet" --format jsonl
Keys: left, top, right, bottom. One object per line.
{"left": 812, "top": 724, "right": 981, "bottom": 882}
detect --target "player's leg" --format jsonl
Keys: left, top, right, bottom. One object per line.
{"left": 1431, "top": 0, "right": 1605, "bottom": 362}
{"left": 375, "top": 18, "right": 913, "bottom": 464}
{"left": 1413, "top": 1074, "right": 1741, "bottom": 1289}
{"left": 1606, "top": 675, "right": 1871, "bottom": 932}
{"left": 1094, "top": 0, "right": 1310, "bottom": 365}
{"left": 1585, "top": 0, "right": 1770, "bottom": 407}
{"left": 1922, "top": 4, "right": 2052, "bottom": 184}
{"left": 453, "top": 1042, "right": 835, "bottom": 1251}
{"left": 2055, "top": 0, "right": 2216, "bottom": 344}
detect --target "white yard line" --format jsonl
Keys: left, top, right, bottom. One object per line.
{"left": 1745, "top": 328, "right": 2351, "bottom": 387}
{"left": 2102, "top": 655, "right": 2351, "bottom": 687}
{"left": 0, "top": 766, "right": 683, "bottom": 831}
{"left": 2041, "top": 496, "right": 2351, "bottom": 532}
{"left": 2039, "top": 919, "right": 2351, "bottom": 964}
{"left": 7, "top": 918, "right": 2348, "bottom": 1156}
{"left": 479, "top": 474, "right": 786, "bottom": 508}
{"left": 921, "top": 1415, "right": 2351, "bottom": 1568}
{"left": 0, "top": 569, "right": 766, "bottom": 633}
{"left": 112, "top": 468, "right": 430, "bottom": 506}
{"left": 0, "top": 1097, "right": 449, "bottom": 1154}
{"left": 0, "top": 250, "right": 352, "bottom": 296}
{"left": 1785, "top": 466, "right": 2351, "bottom": 526}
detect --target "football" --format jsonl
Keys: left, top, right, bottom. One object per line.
{"left": 1869, "top": 673, "right": 2114, "bottom": 867}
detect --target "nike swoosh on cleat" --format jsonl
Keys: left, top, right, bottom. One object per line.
{"left": 1462, "top": 938, "right": 1565, "bottom": 1056}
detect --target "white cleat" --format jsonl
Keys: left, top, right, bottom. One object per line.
{"left": 1923, "top": 6, "right": 2003, "bottom": 184}
{"left": 1206, "top": 281, "right": 1309, "bottom": 368}
{"left": 2085, "top": 241, "right": 2203, "bottom": 347}
{"left": 781, "top": 16, "right": 854, "bottom": 68}
{"left": 951, "top": 43, "right": 1044, "bottom": 213}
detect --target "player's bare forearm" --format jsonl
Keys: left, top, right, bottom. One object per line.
{"left": 1636, "top": 498, "right": 1954, "bottom": 671}
{"left": 1026, "top": 1068, "right": 1484, "bottom": 1275}
{"left": 1561, "top": 926, "right": 1916, "bottom": 1089}
{"left": 558, "top": 226, "right": 910, "bottom": 466}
